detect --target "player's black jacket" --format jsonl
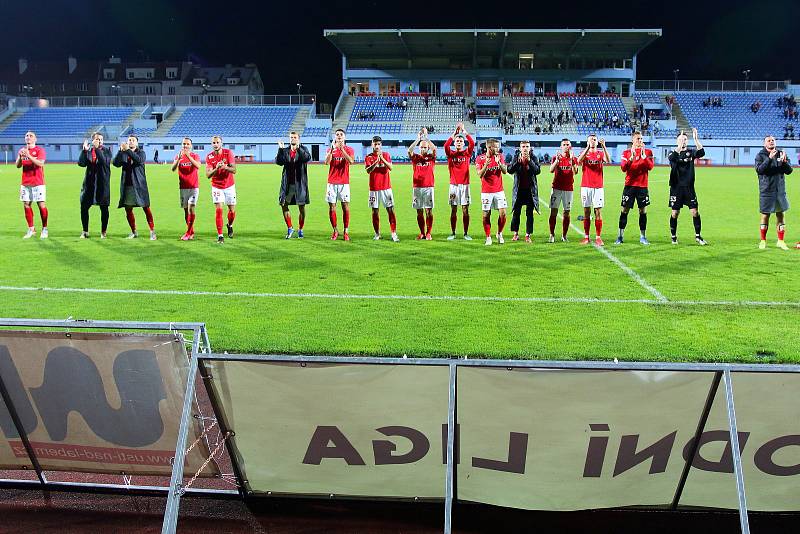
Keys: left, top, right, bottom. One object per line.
{"left": 78, "top": 146, "right": 112, "bottom": 206}
{"left": 668, "top": 148, "right": 705, "bottom": 188}
{"left": 276, "top": 144, "right": 312, "bottom": 205}
{"left": 508, "top": 153, "right": 541, "bottom": 208}
{"left": 755, "top": 148, "right": 793, "bottom": 202}
{"left": 113, "top": 147, "right": 151, "bottom": 208}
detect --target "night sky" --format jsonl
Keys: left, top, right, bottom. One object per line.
{"left": 3, "top": 0, "right": 796, "bottom": 105}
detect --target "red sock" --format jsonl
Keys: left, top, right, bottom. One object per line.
{"left": 388, "top": 211, "right": 397, "bottom": 233}
{"left": 595, "top": 218, "right": 603, "bottom": 237}
{"left": 143, "top": 207, "right": 154, "bottom": 231}
{"left": 284, "top": 212, "right": 293, "bottom": 229}
{"left": 125, "top": 208, "right": 136, "bottom": 232}
{"left": 417, "top": 212, "right": 425, "bottom": 234}
{"left": 299, "top": 213, "right": 305, "bottom": 229}
{"left": 498, "top": 214, "right": 506, "bottom": 233}
{"left": 426, "top": 213, "right": 433, "bottom": 234}
{"left": 759, "top": 224, "right": 767, "bottom": 240}
{"left": 343, "top": 209, "right": 350, "bottom": 231}
{"left": 215, "top": 207, "right": 223, "bottom": 235}
{"left": 227, "top": 210, "right": 235, "bottom": 226}
{"left": 329, "top": 209, "right": 337, "bottom": 229}
{"left": 562, "top": 214, "right": 570, "bottom": 238}
{"left": 39, "top": 206, "right": 48, "bottom": 227}
{"left": 483, "top": 218, "right": 491, "bottom": 237}
{"left": 463, "top": 212, "right": 470, "bottom": 234}
{"left": 187, "top": 213, "right": 195, "bottom": 234}
{"left": 583, "top": 217, "right": 591, "bottom": 238}
{"left": 778, "top": 224, "right": 786, "bottom": 241}
{"left": 450, "top": 212, "right": 457, "bottom": 233}
{"left": 24, "top": 205, "right": 34, "bottom": 228}
{"left": 549, "top": 213, "right": 557, "bottom": 235}
{"left": 372, "top": 211, "right": 380, "bottom": 233}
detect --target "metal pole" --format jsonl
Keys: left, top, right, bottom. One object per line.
{"left": 0, "top": 371, "right": 47, "bottom": 485}
{"left": 160, "top": 352, "right": 200, "bottom": 534}
{"left": 444, "top": 363, "right": 456, "bottom": 534}
{"left": 671, "top": 371, "right": 721, "bottom": 509}
{"left": 723, "top": 370, "right": 750, "bottom": 533}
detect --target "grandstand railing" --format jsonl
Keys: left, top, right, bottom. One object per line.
{"left": 11, "top": 94, "right": 316, "bottom": 108}
{"left": 636, "top": 80, "right": 789, "bottom": 92}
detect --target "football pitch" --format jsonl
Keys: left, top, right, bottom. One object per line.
{"left": 1, "top": 162, "right": 798, "bottom": 363}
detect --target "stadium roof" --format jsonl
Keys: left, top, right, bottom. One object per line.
{"left": 325, "top": 29, "right": 661, "bottom": 65}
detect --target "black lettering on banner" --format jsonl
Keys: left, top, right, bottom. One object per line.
{"left": 472, "top": 432, "right": 528, "bottom": 474}
{"left": 302, "top": 426, "right": 366, "bottom": 466}
{"left": 373, "top": 426, "right": 430, "bottom": 465}
{"left": 754, "top": 435, "right": 800, "bottom": 476}
{"left": 583, "top": 423, "right": 610, "bottom": 477}
{"left": 0, "top": 346, "right": 39, "bottom": 438}
{"left": 682, "top": 430, "right": 750, "bottom": 473}
{"left": 29, "top": 347, "right": 167, "bottom": 447}
{"left": 613, "top": 431, "right": 677, "bottom": 476}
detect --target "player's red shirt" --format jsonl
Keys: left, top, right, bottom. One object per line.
{"left": 176, "top": 152, "right": 200, "bottom": 189}
{"left": 20, "top": 146, "right": 45, "bottom": 186}
{"left": 364, "top": 152, "right": 392, "bottom": 191}
{"left": 444, "top": 134, "right": 475, "bottom": 185}
{"left": 411, "top": 153, "right": 436, "bottom": 188}
{"left": 620, "top": 148, "right": 654, "bottom": 188}
{"left": 476, "top": 153, "right": 505, "bottom": 193}
{"left": 581, "top": 149, "right": 605, "bottom": 188}
{"left": 206, "top": 148, "right": 235, "bottom": 189}
{"left": 327, "top": 145, "right": 354, "bottom": 185}
{"left": 552, "top": 154, "right": 578, "bottom": 191}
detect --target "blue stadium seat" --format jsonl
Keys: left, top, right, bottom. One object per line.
{"left": 168, "top": 106, "right": 301, "bottom": 137}
{"left": 1, "top": 108, "right": 134, "bottom": 137}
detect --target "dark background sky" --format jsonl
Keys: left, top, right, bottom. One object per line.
{"left": 3, "top": 0, "right": 796, "bottom": 105}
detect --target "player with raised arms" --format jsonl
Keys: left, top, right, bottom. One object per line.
{"left": 276, "top": 131, "right": 311, "bottom": 239}
{"left": 171, "top": 137, "right": 201, "bottom": 240}
{"left": 16, "top": 131, "right": 48, "bottom": 239}
{"left": 206, "top": 135, "right": 237, "bottom": 244}
{"left": 576, "top": 134, "right": 609, "bottom": 246}
{"left": 444, "top": 122, "right": 475, "bottom": 240}
{"left": 755, "top": 135, "right": 793, "bottom": 250}
{"left": 364, "top": 135, "right": 399, "bottom": 241}
{"left": 475, "top": 139, "right": 508, "bottom": 246}
{"left": 615, "top": 131, "right": 654, "bottom": 245}
{"left": 548, "top": 139, "right": 579, "bottom": 243}
{"left": 325, "top": 128, "right": 355, "bottom": 241}
{"left": 114, "top": 135, "right": 156, "bottom": 240}
{"left": 408, "top": 128, "right": 436, "bottom": 240}
{"left": 668, "top": 128, "right": 707, "bottom": 245}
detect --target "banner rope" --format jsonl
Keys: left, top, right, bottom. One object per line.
{"left": 180, "top": 431, "right": 231, "bottom": 494}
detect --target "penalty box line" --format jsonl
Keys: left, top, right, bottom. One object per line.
{"left": 0, "top": 285, "right": 798, "bottom": 308}
{"left": 538, "top": 196, "right": 668, "bottom": 303}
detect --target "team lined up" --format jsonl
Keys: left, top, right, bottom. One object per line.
{"left": 13, "top": 126, "right": 795, "bottom": 249}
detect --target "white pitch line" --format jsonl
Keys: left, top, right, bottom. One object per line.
{"left": 0, "top": 285, "right": 798, "bottom": 307}
{"left": 538, "top": 196, "right": 668, "bottom": 302}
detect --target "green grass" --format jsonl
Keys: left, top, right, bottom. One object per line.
{"left": 0, "top": 162, "right": 798, "bottom": 362}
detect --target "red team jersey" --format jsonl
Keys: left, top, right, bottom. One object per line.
{"left": 20, "top": 146, "right": 46, "bottom": 186}
{"left": 476, "top": 153, "right": 505, "bottom": 193}
{"left": 206, "top": 148, "right": 235, "bottom": 189}
{"left": 620, "top": 148, "right": 655, "bottom": 188}
{"left": 411, "top": 153, "right": 436, "bottom": 188}
{"left": 364, "top": 152, "right": 392, "bottom": 191}
{"left": 444, "top": 134, "right": 475, "bottom": 185}
{"left": 176, "top": 152, "right": 200, "bottom": 189}
{"left": 581, "top": 150, "right": 605, "bottom": 188}
{"left": 552, "top": 154, "right": 578, "bottom": 191}
{"left": 327, "top": 146, "right": 354, "bottom": 185}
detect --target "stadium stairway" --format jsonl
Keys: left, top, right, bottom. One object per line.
{"left": 119, "top": 109, "right": 142, "bottom": 136}
{"left": 671, "top": 102, "right": 692, "bottom": 134}
{"left": 153, "top": 108, "right": 185, "bottom": 136}
{"left": 290, "top": 107, "right": 309, "bottom": 136}
{"left": 621, "top": 96, "right": 636, "bottom": 118}
{"left": 332, "top": 95, "right": 355, "bottom": 133}
{"left": 0, "top": 110, "right": 25, "bottom": 133}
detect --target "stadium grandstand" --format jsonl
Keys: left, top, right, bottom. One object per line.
{"left": 0, "top": 30, "right": 797, "bottom": 166}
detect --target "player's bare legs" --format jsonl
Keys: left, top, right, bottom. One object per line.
{"left": 298, "top": 204, "right": 306, "bottom": 238}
